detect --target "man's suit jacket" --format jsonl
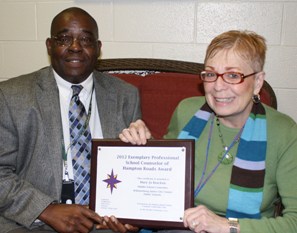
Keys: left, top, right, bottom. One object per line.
{"left": 0, "top": 66, "right": 141, "bottom": 232}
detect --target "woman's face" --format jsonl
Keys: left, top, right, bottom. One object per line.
{"left": 204, "top": 49, "right": 264, "bottom": 128}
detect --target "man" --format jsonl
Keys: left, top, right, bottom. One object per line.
{"left": 0, "top": 7, "right": 140, "bottom": 233}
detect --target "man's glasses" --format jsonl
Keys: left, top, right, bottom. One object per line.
{"left": 200, "top": 71, "right": 260, "bottom": 84}
{"left": 51, "top": 35, "right": 96, "bottom": 47}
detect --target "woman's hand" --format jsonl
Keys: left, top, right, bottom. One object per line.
{"left": 96, "top": 215, "right": 139, "bottom": 233}
{"left": 119, "top": 119, "right": 152, "bottom": 145}
{"left": 184, "top": 205, "right": 233, "bottom": 233}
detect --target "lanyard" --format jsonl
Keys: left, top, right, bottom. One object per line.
{"left": 194, "top": 114, "right": 244, "bottom": 197}
{"left": 62, "top": 85, "right": 94, "bottom": 181}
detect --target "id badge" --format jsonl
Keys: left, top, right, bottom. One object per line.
{"left": 61, "top": 179, "right": 75, "bottom": 204}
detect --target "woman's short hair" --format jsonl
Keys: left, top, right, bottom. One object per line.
{"left": 204, "top": 30, "right": 267, "bottom": 72}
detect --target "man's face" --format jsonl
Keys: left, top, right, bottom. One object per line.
{"left": 46, "top": 12, "right": 101, "bottom": 84}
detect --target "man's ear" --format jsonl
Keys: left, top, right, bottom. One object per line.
{"left": 97, "top": 40, "right": 102, "bottom": 58}
{"left": 46, "top": 38, "right": 52, "bottom": 56}
{"left": 254, "top": 71, "right": 265, "bottom": 95}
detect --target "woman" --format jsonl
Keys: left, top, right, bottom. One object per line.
{"left": 116, "top": 30, "right": 297, "bottom": 233}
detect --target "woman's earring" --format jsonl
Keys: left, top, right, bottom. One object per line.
{"left": 252, "top": 94, "right": 261, "bottom": 104}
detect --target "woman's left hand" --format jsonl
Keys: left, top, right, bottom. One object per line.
{"left": 96, "top": 215, "right": 139, "bottom": 233}
{"left": 183, "top": 205, "right": 231, "bottom": 233}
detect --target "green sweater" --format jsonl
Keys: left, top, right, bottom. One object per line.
{"left": 164, "top": 96, "right": 297, "bottom": 233}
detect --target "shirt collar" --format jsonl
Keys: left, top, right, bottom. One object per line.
{"left": 53, "top": 69, "right": 94, "bottom": 96}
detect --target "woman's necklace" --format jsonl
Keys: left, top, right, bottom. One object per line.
{"left": 216, "top": 117, "right": 243, "bottom": 164}
{"left": 194, "top": 115, "right": 244, "bottom": 197}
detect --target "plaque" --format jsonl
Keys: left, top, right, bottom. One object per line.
{"left": 90, "top": 139, "right": 194, "bottom": 229}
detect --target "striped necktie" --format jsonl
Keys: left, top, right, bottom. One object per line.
{"left": 69, "top": 85, "right": 92, "bottom": 205}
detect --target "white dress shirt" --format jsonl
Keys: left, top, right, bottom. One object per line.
{"left": 54, "top": 70, "right": 103, "bottom": 180}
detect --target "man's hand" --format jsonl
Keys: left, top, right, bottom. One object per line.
{"left": 38, "top": 203, "right": 103, "bottom": 233}
{"left": 96, "top": 215, "right": 139, "bottom": 233}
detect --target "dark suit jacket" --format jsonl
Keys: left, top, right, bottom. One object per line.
{"left": 0, "top": 66, "right": 141, "bottom": 232}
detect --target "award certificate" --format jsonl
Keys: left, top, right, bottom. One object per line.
{"left": 90, "top": 139, "right": 194, "bottom": 229}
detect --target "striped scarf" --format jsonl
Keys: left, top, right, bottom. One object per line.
{"left": 178, "top": 102, "right": 267, "bottom": 219}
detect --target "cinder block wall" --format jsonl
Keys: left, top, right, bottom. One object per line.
{"left": 0, "top": 0, "right": 296, "bottom": 122}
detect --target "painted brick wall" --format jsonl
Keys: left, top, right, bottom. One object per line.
{"left": 0, "top": 0, "right": 296, "bottom": 121}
